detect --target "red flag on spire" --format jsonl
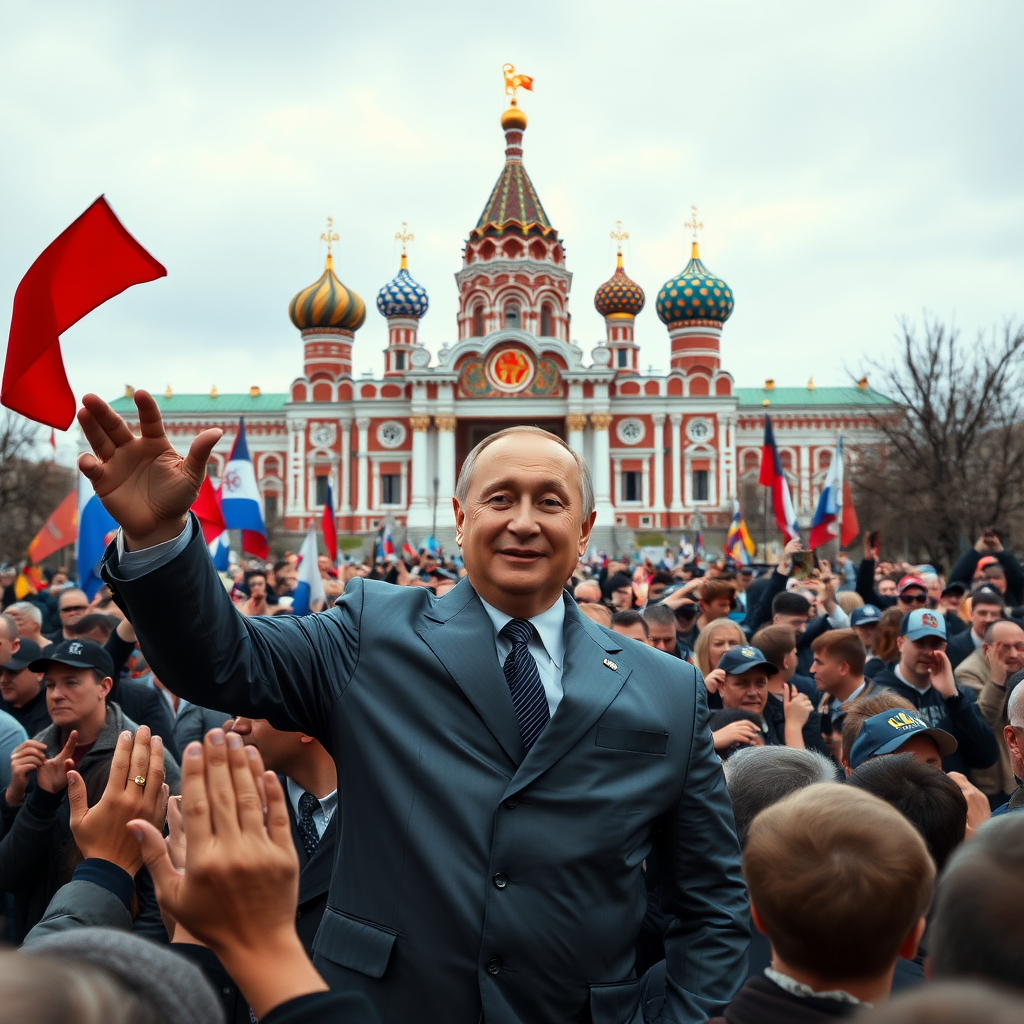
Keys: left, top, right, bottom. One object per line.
{"left": 1, "top": 197, "right": 166, "bottom": 429}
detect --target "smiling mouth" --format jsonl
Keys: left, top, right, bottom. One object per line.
{"left": 499, "top": 550, "right": 543, "bottom": 561}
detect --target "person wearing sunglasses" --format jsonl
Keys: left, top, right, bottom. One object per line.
{"left": 896, "top": 576, "right": 929, "bottom": 613}
{"left": 45, "top": 589, "right": 91, "bottom": 644}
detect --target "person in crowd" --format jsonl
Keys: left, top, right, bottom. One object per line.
{"left": 834, "top": 591, "right": 863, "bottom": 618}
{"left": 751, "top": 625, "right": 816, "bottom": 701}
{"left": 572, "top": 579, "right": 601, "bottom": 604}
{"left": 577, "top": 602, "right": 612, "bottom": 627}
{"left": 947, "top": 530, "right": 1024, "bottom": 606}
{"left": 707, "top": 784, "right": 932, "bottom": 1022}
{"left": 643, "top": 603, "right": 683, "bottom": 658}
{"left": 864, "top": 605, "right": 903, "bottom": 678}
{"left": 869, "top": 609, "right": 998, "bottom": 776}
{"left": 993, "top": 680, "right": 1024, "bottom": 815}
{"left": 646, "top": 571, "right": 674, "bottom": 604}
{"left": 67, "top": 612, "right": 121, "bottom": 645}
{"left": 0, "top": 641, "right": 179, "bottom": 941}
{"left": 0, "top": 709, "right": 28, "bottom": 797}
{"left": 4, "top": 602, "right": 51, "bottom": 650}
{"left": 928, "top": 814, "right": 1024, "bottom": 991}
{"left": 954, "top": 617, "right": 1024, "bottom": 806}
{"left": 938, "top": 580, "right": 968, "bottom": 625}
{"left": 693, "top": 618, "right": 747, "bottom": 694}
{"left": 810, "top": 629, "right": 873, "bottom": 728}
{"left": 605, "top": 571, "right": 635, "bottom": 611}
{"left": 610, "top": 610, "right": 651, "bottom": 645}
{"left": 849, "top": 603, "right": 880, "bottom": 656}
{"left": 85, "top": 397, "right": 748, "bottom": 1024}
{"left": 707, "top": 709, "right": 764, "bottom": 759}
{"left": 696, "top": 579, "right": 736, "bottom": 631}
{"left": 867, "top": 982, "right": 1022, "bottom": 1024}
{"left": 0, "top": 640, "right": 51, "bottom": 739}
{"left": 240, "top": 569, "right": 279, "bottom": 617}
{"left": 732, "top": 567, "right": 754, "bottom": 613}
{"left": 44, "top": 589, "right": 91, "bottom": 643}
{"left": 945, "top": 585, "right": 1005, "bottom": 669}
{"left": 0, "top": 612, "right": 21, "bottom": 666}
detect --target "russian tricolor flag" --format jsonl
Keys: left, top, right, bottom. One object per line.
{"left": 759, "top": 416, "right": 801, "bottom": 542}
{"left": 321, "top": 476, "right": 337, "bottom": 566}
{"left": 809, "top": 436, "right": 859, "bottom": 549}
{"left": 292, "top": 523, "right": 325, "bottom": 616}
{"left": 219, "top": 418, "right": 268, "bottom": 560}
{"left": 76, "top": 472, "right": 118, "bottom": 598}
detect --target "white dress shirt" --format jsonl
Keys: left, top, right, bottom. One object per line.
{"left": 286, "top": 776, "right": 338, "bottom": 841}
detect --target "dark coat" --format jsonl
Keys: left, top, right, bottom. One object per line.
{"left": 102, "top": 514, "right": 749, "bottom": 1024}
{"left": 705, "top": 975, "right": 862, "bottom": 1024}
{"left": 945, "top": 629, "right": 979, "bottom": 671}
{"left": 948, "top": 548, "right": 1024, "bottom": 606}
{"left": 174, "top": 701, "right": 233, "bottom": 750}
{"left": 0, "top": 687, "right": 51, "bottom": 739}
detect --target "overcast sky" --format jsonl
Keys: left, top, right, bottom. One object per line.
{"left": 2, "top": 0, "right": 1021, "bottom": 456}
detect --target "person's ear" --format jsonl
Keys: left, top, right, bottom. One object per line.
{"left": 299, "top": 734, "right": 315, "bottom": 745}
{"left": 898, "top": 916, "right": 928, "bottom": 961}
{"left": 576, "top": 509, "right": 597, "bottom": 557}
{"left": 452, "top": 497, "right": 465, "bottom": 547}
{"left": 98, "top": 675, "right": 113, "bottom": 699}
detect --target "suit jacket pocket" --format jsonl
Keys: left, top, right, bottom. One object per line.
{"left": 312, "top": 906, "right": 397, "bottom": 979}
{"left": 590, "top": 978, "right": 642, "bottom": 1024}
{"left": 595, "top": 726, "right": 668, "bottom": 755}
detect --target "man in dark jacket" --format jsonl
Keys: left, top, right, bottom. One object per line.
{"left": 871, "top": 610, "right": 998, "bottom": 777}
{"left": 945, "top": 586, "right": 1004, "bottom": 670}
{"left": 948, "top": 531, "right": 1024, "bottom": 606}
{"left": 0, "top": 640, "right": 51, "bottom": 739}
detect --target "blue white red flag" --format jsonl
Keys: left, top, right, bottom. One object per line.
{"left": 401, "top": 541, "right": 417, "bottom": 561}
{"left": 76, "top": 472, "right": 117, "bottom": 598}
{"left": 382, "top": 522, "right": 395, "bottom": 558}
{"left": 809, "top": 436, "right": 843, "bottom": 550}
{"left": 321, "top": 476, "right": 337, "bottom": 565}
{"left": 758, "top": 416, "right": 801, "bottom": 542}
{"left": 219, "top": 418, "right": 268, "bottom": 559}
{"left": 292, "top": 523, "right": 325, "bottom": 616}
{"left": 209, "top": 531, "right": 230, "bottom": 571}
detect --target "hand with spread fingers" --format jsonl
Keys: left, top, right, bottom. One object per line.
{"left": 77, "top": 390, "right": 222, "bottom": 549}
{"left": 68, "top": 726, "right": 169, "bottom": 876}
{"left": 130, "top": 729, "right": 327, "bottom": 1020}
{"left": 32, "top": 730, "right": 80, "bottom": 796}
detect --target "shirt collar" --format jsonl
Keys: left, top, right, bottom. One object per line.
{"left": 764, "top": 967, "right": 868, "bottom": 1006}
{"left": 836, "top": 681, "right": 866, "bottom": 708}
{"left": 479, "top": 594, "right": 566, "bottom": 670}
{"left": 286, "top": 776, "right": 338, "bottom": 823}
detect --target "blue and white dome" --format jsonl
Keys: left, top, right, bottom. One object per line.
{"left": 376, "top": 258, "right": 429, "bottom": 320}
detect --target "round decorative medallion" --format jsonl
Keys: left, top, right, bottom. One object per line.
{"left": 591, "top": 344, "right": 612, "bottom": 367}
{"left": 309, "top": 422, "right": 337, "bottom": 448}
{"left": 617, "top": 418, "right": 645, "bottom": 445}
{"left": 377, "top": 420, "right": 406, "bottom": 449}
{"left": 409, "top": 346, "right": 431, "bottom": 369}
{"left": 486, "top": 347, "right": 535, "bottom": 393}
{"left": 686, "top": 417, "right": 714, "bottom": 444}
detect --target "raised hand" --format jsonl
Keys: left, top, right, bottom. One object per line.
{"left": 77, "top": 390, "right": 222, "bottom": 549}
{"left": 5, "top": 740, "right": 49, "bottom": 806}
{"left": 927, "top": 650, "right": 958, "bottom": 699}
{"left": 703, "top": 667, "right": 726, "bottom": 695}
{"left": 36, "top": 730, "right": 79, "bottom": 794}
{"left": 712, "top": 719, "right": 762, "bottom": 752}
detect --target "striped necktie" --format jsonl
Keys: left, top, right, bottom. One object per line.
{"left": 500, "top": 618, "right": 550, "bottom": 750}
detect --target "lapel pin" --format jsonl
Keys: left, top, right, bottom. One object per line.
{"left": 603, "top": 658, "right": 618, "bottom": 671}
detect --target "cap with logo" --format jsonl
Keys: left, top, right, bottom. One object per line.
{"left": 900, "top": 608, "right": 947, "bottom": 641}
{"left": 849, "top": 709, "right": 958, "bottom": 769}
{"left": 1, "top": 639, "right": 43, "bottom": 672}
{"left": 718, "top": 645, "right": 779, "bottom": 677}
{"left": 897, "top": 575, "right": 927, "bottom": 595}
{"left": 850, "top": 605, "right": 882, "bottom": 627}
{"left": 29, "top": 639, "right": 115, "bottom": 679}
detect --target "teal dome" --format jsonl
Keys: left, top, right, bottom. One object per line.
{"left": 376, "top": 258, "right": 429, "bottom": 320}
{"left": 656, "top": 243, "right": 734, "bottom": 326}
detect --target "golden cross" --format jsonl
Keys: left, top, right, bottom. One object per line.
{"left": 610, "top": 220, "right": 629, "bottom": 255}
{"left": 395, "top": 221, "right": 414, "bottom": 256}
{"left": 685, "top": 204, "right": 703, "bottom": 241}
{"left": 320, "top": 216, "right": 339, "bottom": 256}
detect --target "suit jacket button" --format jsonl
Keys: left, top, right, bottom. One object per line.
{"left": 504, "top": 797, "right": 518, "bottom": 809}
{"left": 486, "top": 957, "right": 501, "bottom": 975}
{"left": 493, "top": 872, "right": 508, "bottom": 890}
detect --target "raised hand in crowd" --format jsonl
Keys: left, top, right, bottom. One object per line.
{"left": 782, "top": 683, "right": 813, "bottom": 748}
{"left": 131, "top": 730, "right": 329, "bottom": 1020}
{"left": 974, "top": 530, "right": 1004, "bottom": 553}
{"left": 712, "top": 718, "right": 762, "bottom": 753}
{"left": 778, "top": 536, "right": 803, "bottom": 575}
{"left": 926, "top": 648, "right": 958, "bottom": 699}
{"left": 947, "top": 771, "right": 992, "bottom": 837}
{"left": 67, "top": 726, "right": 168, "bottom": 877}
{"left": 703, "top": 667, "right": 726, "bottom": 695}
{"left": 4, "top": 730, "right": 77, "bottom": 807}
{"left": 660, "top": 576, "right": 703, "bottom": 609}
{"left": 863, "top": 531, "right": 882, "bottom": 561}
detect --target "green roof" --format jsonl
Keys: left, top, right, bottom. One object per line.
{"left": 109, "top": 392, "right": 289, "bottom": 414}
{"left": 735, "top": 386, "right": 892, "bottom": 408}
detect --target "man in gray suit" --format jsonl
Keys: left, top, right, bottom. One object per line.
{"left": 78, "top": 390, "right": 748, "bottom": 1024}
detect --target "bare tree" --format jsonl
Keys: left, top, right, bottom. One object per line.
{"left": 853, "top": 317, "right": 1024, "bottom": 568}
{"left": 0, "top": 411, "right": 75, "bottom": 565}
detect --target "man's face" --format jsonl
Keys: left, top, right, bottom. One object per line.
{"left": 0, "top": 665, "right": 43, "bottom": 708}
{"left": 454, "top": 434, "right": 594, "bottom": 614}
{"left": 939, "top": 593, "right": 962, "bottom": 613}
{"left": 612, "top": 621, "right": 651, "bottom": 645}
{"left": 925, "top": 578, "right": 942, "bottom": 604}
{"left": 701, "top": 596, "right": 732, "bottom": 622}
{"left": 892, "top": 734, "right": 943, "bottom": 770}
{"left": 736, "top": 572, "right": 753, "bottom": 593}
{"left": 773, "top": 612, "right": 809, "bottom": 637}
{"left": 610, "top": 586, "right": 633, "bottom": 612}
{"left": 45, "top": 665, "right": 110, "bottom": 730}
{"left": 674, "top": 603, "right": 699, "bottom": 636}
{"left": 897, "top": 587, "right": 928, "bottom": 613}
{"left": 720, "top": 671, "right": 769, "bottom": 715}
{"left": 984, "top": 572, "right": 1007, "bottom": 594}
{"left": 877, "top": 579, "right": 898, "bottom": 598}
{"left": 228, "top": 715, "right": 303, "bottom": 773}
{"left": 0, "top": 624, "right": 19, "bottom": 665}
{"left": 972, "top": 601, "right": 1003, "bottom": 635}
{"left": 985, "top": 621, "right": 1024, "bottom": 675}
{"left": 898, "top": 634, "right": 946, "bottom": 675}
{"left": 647, "top": 620, "right": 678, "bottom": 655}
{"left": 317, "top": 556, "right": 331, "bottom": 573}
{"left": 1004, "top": 724, "right": 1024, "bottom": 780}
{"left": 7, "top": 609, "right": 35, "bottom": 638}
{"left": 852, "top": 623, "right": 878, "bottom": 650}
{"left": 248, "top": 575, "right": 268, "bottom": 599}
{"left": 574, "top": 581, "right": 601, "bottom": 604}
{"left": 58, "top": 591, "right": 89, "bottom": 628}
{"left": 810, "top": 651, "right": 847, "bottom": 694}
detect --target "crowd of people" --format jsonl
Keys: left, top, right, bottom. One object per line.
{"left": 1, "top": 399, "right": 1023, "bottom": 1022}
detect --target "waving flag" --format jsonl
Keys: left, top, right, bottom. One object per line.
{"left": 191, "top": 473, "right": 226, "bottom": 545}
{"left": 292, "top": 523, "right": 325, "bottom": 616}
{"left": 28, "top": 490, "right": 77, "bottom": 564}
{"left": 759, "top": 416, "right": 801, "bottom": 542}
{"left": 382, "top": 522, "right": 395, "bottom": 558}
{"left": 321, "top": 476, "right": 337, "bottom": 565}
{"left": 209, "top": 532, "right": 230, "bottom": 571}
{"left": 219, "top": 418, "right": 268, "bottom": 559}
{"left": 76, "top": 472, "right": 118, "bottom": 598}
{"left": 677, "top": 534, "right": 694, "bottom": 564}
{"left": 724, "top": 501, "right": 756, "bottom": 565}
{"left": 809, "top": 436, "right": 844, "bottom": 550}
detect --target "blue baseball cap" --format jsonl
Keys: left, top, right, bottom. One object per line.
{"left": 900, "top": 608, "right": 947, "bottom": 641}
{"left": 849, "top": 709, "right": 958, "bottom": 769}
{"left": 851, "top": 605, "right": 882, "bottom": 627}
{"left": 718, "top": 645, "right": 778, "bottom": 677}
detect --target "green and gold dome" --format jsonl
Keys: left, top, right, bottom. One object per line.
{"left": 288, "top": 253, "right": 366, "bottom": 334}
{"left": 594, "top": 253, "right": 645, "bottom": 318}
{"left": 656, "top": 242, "right": 734, "bottom": 326}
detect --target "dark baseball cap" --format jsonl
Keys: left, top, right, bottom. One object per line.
{"left": 851, "top": 604, "right": 882, "bottom": 627}
{"left": 941, "top": 581, "right": 967, "bottom": 599}
{"left": 30, "top": 639, "right": 114, "bottom": 679}
{"left": 2, "top": 639, "right": 43, "bottom": 672}
{"left": 849, "top": 709, "right": 958, "bottom": 769}
{"left": 718, "top": 645, "right": 779, "bottom": 677}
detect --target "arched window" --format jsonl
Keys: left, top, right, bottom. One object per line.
{"left": 540, "top": 303, "right": 553, "bottom": 336}
{"left": 472, "top": 304, "right": 485, "bottom": 337}
{"left": 395, "top": 351, "right": 406, "bottom": 370}
{"left": 504, "top": 302, "right": 520, "bottom": 328}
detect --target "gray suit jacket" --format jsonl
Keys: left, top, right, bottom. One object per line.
{"left": 102, "top": 517, "right": 747, "bottom": 1024}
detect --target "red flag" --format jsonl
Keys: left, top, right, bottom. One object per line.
{"left": 2, "top": 197, "right": 166, "bottom": 429}
{"left": 191, "top": 474, "right": 227, "bottom": 544}
{"left": 840, "top": 478, "right": 860, "bottom": 548}
{"left": 27, "top": 489, "right": 77, "bottom": 563}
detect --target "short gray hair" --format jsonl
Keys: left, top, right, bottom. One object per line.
{"left": 643, "top": 603, "right": 677, "bottom": 627}
{"left": 1007, "top": 680, "right": 1024, "bottom": 728}
{"left": 0, "top": 614, "right": 17, "bottom": 642}
{"left": 723, "top": 746, "right": 838, "bottom": 847}
{"left": 454, "top": 425, "right": 595, "bottom": 517}
{"left": 7, "top": 602, "right": 42, "bottom": 627}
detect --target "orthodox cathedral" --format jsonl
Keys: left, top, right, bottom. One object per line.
{"left": 111, "top": 75, "right": 890, "bottom": 553}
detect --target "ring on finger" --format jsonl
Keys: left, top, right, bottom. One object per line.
{"left": 133, "top": 775, "right": 147, "bottom": 787}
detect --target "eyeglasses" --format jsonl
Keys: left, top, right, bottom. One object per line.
{"left": 60, "top": 605, "right": 88, "bottom": 613}
{"left": 899, "top": 594, "right": 928, "bottom": 605}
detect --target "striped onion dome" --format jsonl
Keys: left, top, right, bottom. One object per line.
{"left": 288, "top": 254, "right": 366, "bottom": 333}
{"left": 656, "top": 241, "right": 734, "bottom": 326}
{"left": 376, "top": 254, "right": 429, "bottom": 319}
{"left": 594, "top": 253, "right": 645, "bottom": 318}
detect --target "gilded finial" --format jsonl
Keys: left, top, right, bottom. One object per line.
{"left": 610, "top": 220, "right": 628, "bottom": 268}
{"left": 807, "top": 376, "right": 815, "bottom": 391}
{"left": 320, "top": 216, "right": 339, "bottom": 268}
{"left": 124, "top": 385, "right": 135, "bottom": 399}
{"left": 765, "top": 378, "right": 775, "bottom": 391}
{"left": 857, "top": 374, "right": 869, "bottom": 390}
{"left": 502, "top": 63, "right": 534, "bottom": 106}
{"left": 164, "top": 384, "right": 172, "bottom": 398}
{"left": 209, "top": 385, "right": 219, "bottom": 399}
{"left": 395, "top": 221, "right": 414, "bottom": 271}
{"left": 685, "top": 204, "right": 703, "bottom": 259}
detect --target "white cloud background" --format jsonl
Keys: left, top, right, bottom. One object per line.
{"left": 1, "top": 0, "right": 1021, "bottom": 429}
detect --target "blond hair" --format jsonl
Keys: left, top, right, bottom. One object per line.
{"left": 693, "top": 618, "right": 746, "bottom": 676}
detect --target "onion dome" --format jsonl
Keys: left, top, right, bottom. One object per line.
{"left": 288, "top": 254, "right": 366, "bottom": 333}
{"left": 376, "top": 254, "right": 429, "bottom": 319}
{"left": 656, "top": 242, "right": 734, "bottom": 326}
{"left": 594, "top": 253, "right": 645, "bottom": 318}
{"left": 500, "top": 102, "right": 527, "bottom": 132}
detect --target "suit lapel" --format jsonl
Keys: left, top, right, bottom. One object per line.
{"left": 417, "top": 579, "right": 525, "bottom": 767}
{"left": 298, "top": 813, "right": 336, "bottom": 903}
{"left": 503, "top": 597, "right": 630, "bottom": 800}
